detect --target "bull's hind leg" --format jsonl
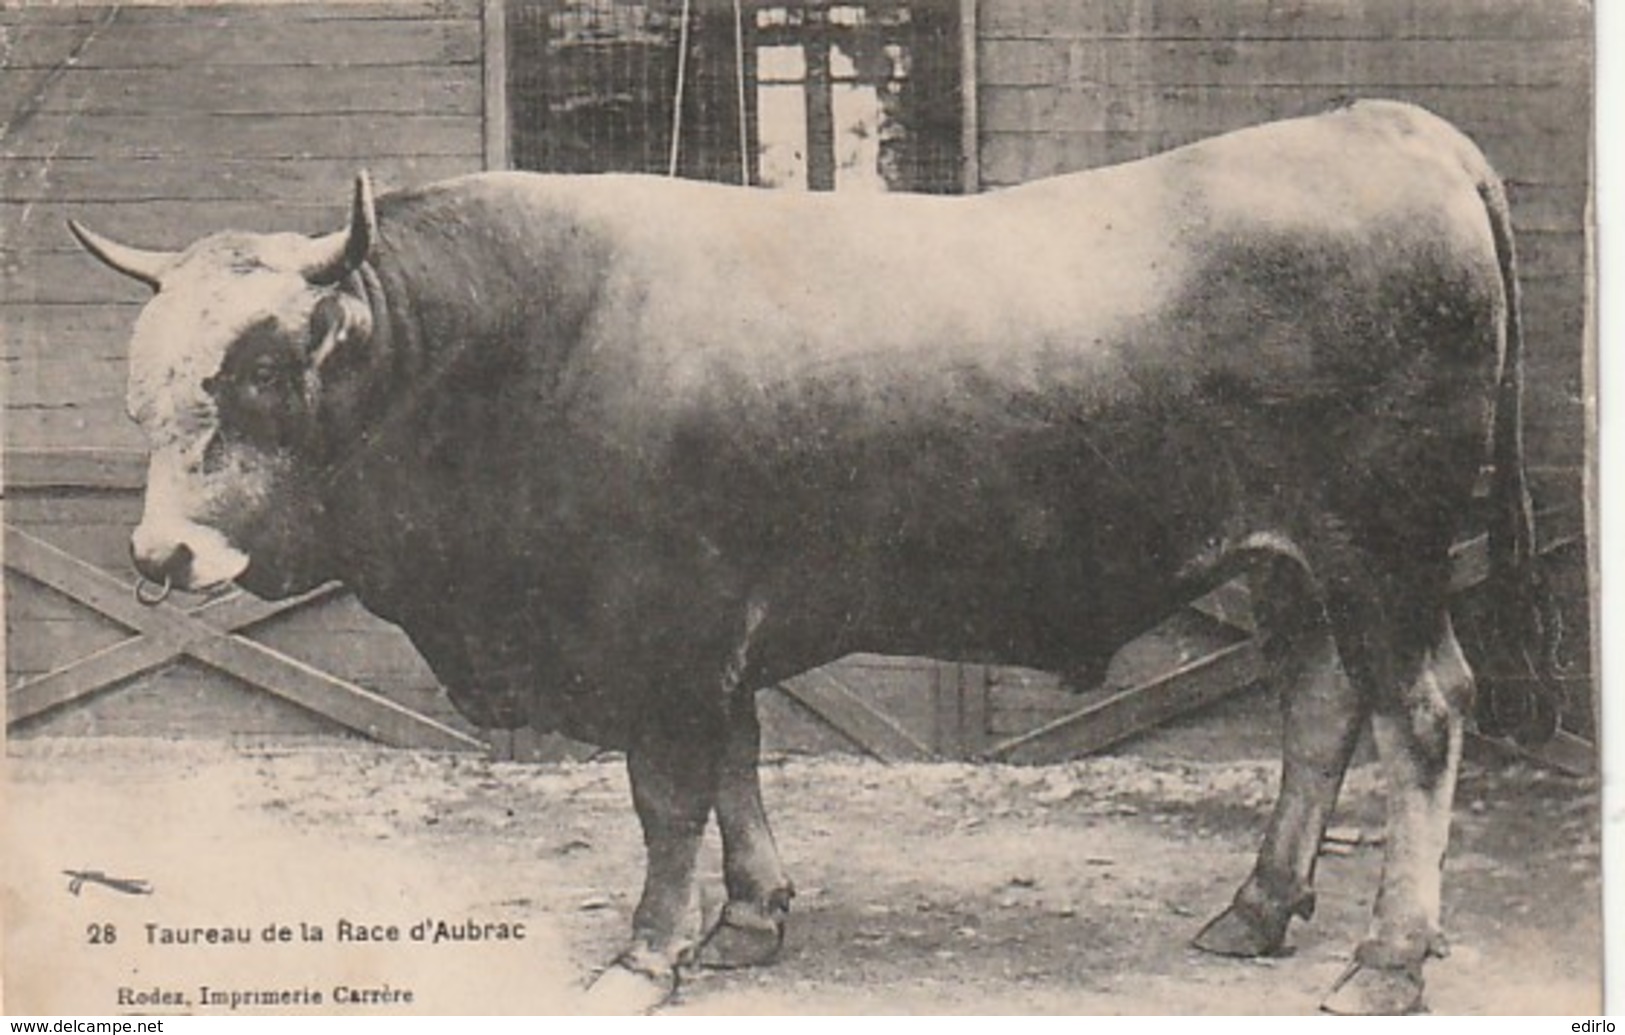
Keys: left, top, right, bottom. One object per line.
{"left": 1321, "top": 606, "right": 1470, "bottom": 1015}
{"left": 1195, "top": 556, "right": 1367, "bottom": 958}
{"left": 697, "top": 692, "right": 795, "bottom": 969}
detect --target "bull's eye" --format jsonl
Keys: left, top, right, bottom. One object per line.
{"left": 249, "top": 361, "right": 283, "bottom": 392}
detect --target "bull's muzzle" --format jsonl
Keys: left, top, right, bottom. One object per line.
{"left": 130, "top": 520, "right": 250, "bottom": 601}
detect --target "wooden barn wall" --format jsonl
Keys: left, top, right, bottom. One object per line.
{"left": 3, "top": 1, "right": 490, "bottom": 745}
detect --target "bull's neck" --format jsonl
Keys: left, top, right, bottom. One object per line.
{"left": 307, "top": 250, "right": 526, "bottom": 607}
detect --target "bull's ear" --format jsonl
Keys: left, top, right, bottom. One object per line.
{"left": 303, "top": 171, "right": 377, "bottom": 286}
{"left": 307, "top": 291, "right": 374, "bottom": 371}
{"left": 66, "top": 220, "right": 174, "bottom": 290}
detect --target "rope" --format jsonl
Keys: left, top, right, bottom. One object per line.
{"left": 667, "top": 0, "right": 693, "bottom": 177}
{"left": 668, "top": 0, "right": 751, "bottom": 185}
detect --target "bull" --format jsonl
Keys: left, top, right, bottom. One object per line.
{"left": 71, "top": 99, "right": 1555, "bottom": 1013}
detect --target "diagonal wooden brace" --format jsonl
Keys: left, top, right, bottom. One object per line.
{"left": 5, "top": 525, "right": 483, "bottom": 751}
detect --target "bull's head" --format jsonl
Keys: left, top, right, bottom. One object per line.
{"left": 70, "top": 173, "right": 378, "bottom": 599}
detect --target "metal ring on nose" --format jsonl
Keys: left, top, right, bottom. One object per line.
{"left": 134, "top": 574, "right": 173, "bottom": 606}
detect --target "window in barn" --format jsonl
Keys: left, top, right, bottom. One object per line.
{"left": 503, "top": 0, "right": 968, "bottom": 194}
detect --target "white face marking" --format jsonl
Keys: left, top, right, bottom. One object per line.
{"left": 123, "top": 232, "right": 330, "bottom": 588}
{"left": 126, "top": 235, "right": 324, "bottom": 444}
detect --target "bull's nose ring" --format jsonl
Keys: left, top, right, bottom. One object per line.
{"left": 134, "top": 574, "right": 172, "bottom": 606}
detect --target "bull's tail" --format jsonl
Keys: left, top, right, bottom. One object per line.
{"left": 1473, "top": 170, "right": 1563, "bottom": 743}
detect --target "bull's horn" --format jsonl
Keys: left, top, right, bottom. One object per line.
{"left": 66, "top": 220, "right": 172, "bottom": 290}
{"left": 303, "top": 171, "right": 376, "bottom": 285}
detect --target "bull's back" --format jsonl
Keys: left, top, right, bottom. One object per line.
{"left": 389, "top": 102, "right": 1508, "bottom": 675}
{"left": 520, "top": 102, "right": 1500, "bottom": 482}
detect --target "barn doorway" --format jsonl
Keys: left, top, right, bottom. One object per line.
{"left": 504, "top": 0, "right": 968, "bottom": 193}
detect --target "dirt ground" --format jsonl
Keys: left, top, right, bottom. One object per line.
{"left": 4, "top": 730, "right": 1602, "bottom": 1016}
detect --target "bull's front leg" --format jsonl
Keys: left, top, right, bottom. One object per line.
{"left": 585, "top": 713, "right": 721, "bottom": 1013}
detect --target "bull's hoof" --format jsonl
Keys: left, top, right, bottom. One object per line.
{"left": 582, "top": 953, "right": 679, "bottom": 1015}
{"left": 696, "top": 899, "right": 787, "bottom": 970}
{"left": 1320, "top": 960, "right": 1425, "bottom": 1015}
{"left": 1191, "top": 900, "right": 1291, "bottom": 958}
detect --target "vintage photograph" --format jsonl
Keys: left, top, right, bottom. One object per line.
{"left": 2, "top": 0, "right": 1599, "bottom": 1016}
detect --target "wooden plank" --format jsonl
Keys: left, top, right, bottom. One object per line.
{"left": 776, "top": 667, "right": 936, "bottom": 762}
{"left": 3, "top": 305, "right": 142, "bottom": 358}
{"left": 1522, "top": 283, "right": 1590, "bottom": 362}
{"left": 185, "top": 635, "right": 483, "bottom": 752}
{"left": 975, "top": 105, "right": 1591, "bottom": 188}
{"left": 237, "top": 592, "right": 409, "bottom": 636}
{"left": 0, "top": 112, "right": 483, "bottom": 161}
{"left": 961, "top": 664, "right": 991, "bottom": 757}
{"left": 1, "top": 201, "right": 347, "bottom": 254}
{"left": 0, "top": 155, "right": 480, "bottom": 204}
{"left": 5, "top": 529, "right": 152, "bottom": 589}
{"left": 929, "top": 666, "right": 988, "bottom": 753}
{"left": 1, "top": 494, "right": 143, "bottom": 528}
{"left": 3, "top": 18, "right": 480, "bottom": 70}
{"left": 9, "top": 632, "right": 182, "bottom": 724}
{"left": 4, "top": 611, "right": 130, "bottom": 674}
{"left": 977, "top": 0, "right": 1591, "bottom": 41}
{"left": 4, "top": 414, "right": 145, "bottom": 461}
{"left": 759, "top": 685, "right": 869, "bottom": 757}
{"left": 10, "top": 660, "right": 352, "bottom": 740}
{"left": 984, "top": 608, "right": 1248, "bottom": 737}
{"left": 2, "top": 256, "right": 150, "bottom": 304}
{"left": 1516, "top": 230, "right": 1587, "bottom": 283}
{"left": 0, "top": 1, "right": 482, "bottom": 26}
{"left": 1472, "top": 728, "right": 1596, "bottom": 777}
{"left": 985, "top": 639, "right": 1265, "bottom": 764}
{"left": 1504, "top": 182, "right": 1592, "bottom": 234}
{"left": 9, "top": 420, "right": 126, "bottom": 462}
{"left": 5, "top": 524, "right": 178, "bottom": 636}
{"left": 1, "top": 64, "right": 482, "bottom": 117}
{"left": 194, "top": 583, "right": 346, "bottom": 634}
{"left": 977, "top": 38, "right": 1068, "bottom": 87}
{"left": 3, "top": 449, "right": 146, "bottom": 491}
{"left": 249, "top": 623, "right": 440, "bottom": 682}
{"left": 974, "top": 83, "right": 1589, "bottom": 138}
{"left": 481, "top": 0, "right": 508, "bottom": 171}
{"left": 6, "top": 354, "right": 127, "bottom": 404}
{"left": 6, "top": 573, "right": 121, "bottom": 623}
{"left": 5, "top": 585, "right": 341, "bottom": 675}
{"left": 932, "top": 664, "right": 960, "bottom": 757}
{"left": 838, "top": 652, "right": 950, "bottom": 671}
{"left": 978, "top": 120, "right": 1589, "bottom": 195}
{"left": 959, "top": 0, "right": 979, "bottom": 194}
{"left": 980, "top": 37, "right": 1581, "bottom": 89}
